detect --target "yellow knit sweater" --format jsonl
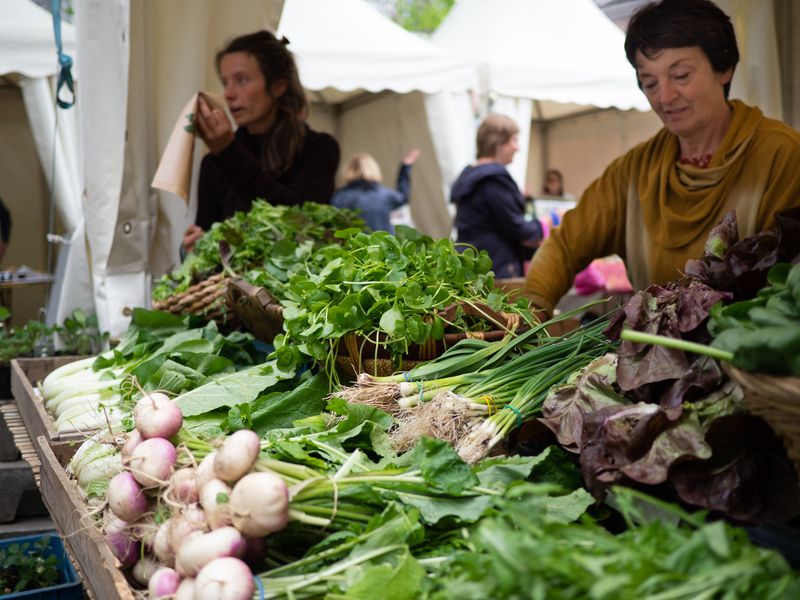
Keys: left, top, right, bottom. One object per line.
{"left": 524, "top": 100, "right": 800, "bottom": 311}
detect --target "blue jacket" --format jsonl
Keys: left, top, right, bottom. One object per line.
{"left": 451, "top": 162, "right": 543, "bottom": 278}
{"left": 331, "top": 164, "right": 412, "bottom": 233}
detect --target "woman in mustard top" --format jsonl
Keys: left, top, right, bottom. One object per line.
{"left": 524, "top": 0, "right": 800, "bottom": 313}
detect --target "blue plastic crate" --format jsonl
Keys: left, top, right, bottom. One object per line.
{"left": 0, "top": 532, "right": 82, "bottom": 599}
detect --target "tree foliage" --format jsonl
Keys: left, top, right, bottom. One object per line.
{"left": 368, "top": 0, "right": 455, "bottom": 34}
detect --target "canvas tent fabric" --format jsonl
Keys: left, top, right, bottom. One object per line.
{"left": 430, "top": 0, "right": 651, "bottom": 189}
{"left": 277, "top": 0, "right": 479, "bottom": 241}
{"left": 278, "top": 0, "right": 476, "bottom": 98}
{"left": 0, "top": 0, "right": 89, "bottom": 329}
{"left": 432, "top": 0, "right": 651, "bottom": 114}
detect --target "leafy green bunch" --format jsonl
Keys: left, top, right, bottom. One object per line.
{"left": 709, "top": 261, "right": 800, "bottom": 375}
{"left": 152, "top": 201, "right": 365, "bottom": 301}
{"left": 274, "top": 225, "right": 533, "bottom": 377}
{"left": 429, "top": 486, "right": 800, "bottom": 600}
{"left": 0, "top": 536, "right": 60, "bottom": 594}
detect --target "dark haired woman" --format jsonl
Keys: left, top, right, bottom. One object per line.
{"left": 182, "top": 31, "right": 340, "bottom": 253}
{"left": 524, "top": 0, "right": 800, "bottom": 313}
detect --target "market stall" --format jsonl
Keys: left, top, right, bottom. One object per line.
{"left": 9, "top": 202, "right": 800, "bottom": 599}
{"left": 5, "top": 2, "right": 800, "bottom": 598}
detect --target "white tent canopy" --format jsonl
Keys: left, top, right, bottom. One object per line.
{"left": 0, "top": 0, "right": 89, "bottom": 329}
{"left": 278, "top": 0, "right": 476, "bottom": 99}
{"left": 0, "top": 0, "right": 74, "bottom": 79}
{"left": 432, "top": 0, "right": 650, "bottom": 116}
{"left": 430, "top": 0, "right": 652, "bottom": 188}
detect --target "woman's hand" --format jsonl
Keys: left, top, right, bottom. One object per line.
{"left": 195, "top": 94, "right": 235, "bottom": 154}
{"left": 182, "top": 224, "right": 204, "bottom": 255}
{"left": 403, "top": 148, "right": 421, "bottom": 165}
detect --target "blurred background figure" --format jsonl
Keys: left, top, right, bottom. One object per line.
{"left": 0, "top": 196, "right": 10, "bottom": 265}
{"left": 542, "top": 168, "right": 565, "bottom": 196}
{"left": 332, "top": 149, "right": 420, "bottom": 233}
{"left": 451, "top": 113, "right": 544, "bottom": 279}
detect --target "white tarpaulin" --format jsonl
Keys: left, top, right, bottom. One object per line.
{"left": 0, "top": 0, "right": 90, "bottom": 328}
{"left": 278, "top": 0, "right": 476, "bottom": 96}
{"left": 430, "top": 0, "right": 651, "bottom": 191}
{"left": 432, "top": 0, "right": 651, "bottom": 115}
{"left": 0, "top": 0, "right": 75, "bottom": 79}
{"left": 277, "top": 0, "right": 478, "bottom": 240}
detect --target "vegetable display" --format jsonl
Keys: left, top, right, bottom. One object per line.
{"left": 39, "top": 309, "right": 263, "bottom": 434}
{"left": 27, "top": 204, "right": 800, "bottom": 598}
{"left": 541, "top": 209, "right": 800, "bottom": 523}
{"left": 273, "top": 225, "right": 533, "bottom": 381}
{"left": 152, "top": 201, "right": 365, "bottom": 302}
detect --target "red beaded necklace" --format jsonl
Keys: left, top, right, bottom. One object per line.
{"left": 678, "top": 153, "right": 713, "bottom": 169}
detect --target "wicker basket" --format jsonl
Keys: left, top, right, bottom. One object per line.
{"left": 151, "top": 273, "right": 239, "bottom": 326}
{"left": 725, "top": 364, "right": 800, "bottom": 475}
{"left": 226, "top": 278, "right": 285, "bottom": 344}
{"left": 335, "top": 302, "right": 526, "bottom": 378}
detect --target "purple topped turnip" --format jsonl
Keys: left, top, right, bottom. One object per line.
{"left": 134, "top": 391, "right": 183, "bottom": 439}
{"left": 128, "top": 437, "right": 177, "bottom": 487}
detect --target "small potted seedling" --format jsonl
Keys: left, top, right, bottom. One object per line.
{"left": 0, "top": 533, "right": 82, "bottom": 598}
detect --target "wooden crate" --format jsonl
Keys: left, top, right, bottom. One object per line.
{"left": 36, "top": 435, "right": 136, "bottom": 600}
{"left": 10, "top": 356, "right": 88, "bottom": 445}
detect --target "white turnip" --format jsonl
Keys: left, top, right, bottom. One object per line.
{"left": 134, "top": 391, "right": 183, "bottom": 439}
{"left": 194, "top": 557, "right": 255, "bottom": 600}
{"left": 168, "top": 504, "right": 207, "bottom": 550}
{"left": 103, "top": 515, "right": 139, "bottom": 568}
{"left": 200, "top": 478, "right": 233, "bottom": 529}
{"left": 195, "top": 452, "right": 218, "bottom": 491}
{"left": 230, "top": 471, "right": 290, "bottom": 536}
{"left": 175, "top": 526, "right": 245, "bottom": 577}
{"left": 153, "top": 520, "right": 174, "bottom": 567}
{"left": 168, "top": 467, "right": 200, "bottom": 504}
{"left": 174, "top": 577, "right": 195, "bottom": 600}
{"left": 131, "top": 556, "right": 160, "bottom": 586}
{"left": 214, "top": 429, "right": 260, "bottom": 483}
{"left": 107, "top": 471, "right": 147, "bottom": 522}
{"left": 128, "top": 437, "right": 177, "bottom": 487}
{"left": 148, "top": 566, "right": 181, "bottom": 598}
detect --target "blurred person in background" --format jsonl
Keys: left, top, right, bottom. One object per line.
{"left": 451, "top": 113, "right": 545, "bottom": 279}
{"left": 542, "top": 168, "right": 565, "bottom": 196}
{"left": 332, "top": 149, "right": 420, "bottom": 233}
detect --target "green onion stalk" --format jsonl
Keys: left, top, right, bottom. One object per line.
{"left": 456, "top": 320, "right": 617, "bottom": 464}
{"left": 619, "top": 329, "right": 734, "bottom": 362}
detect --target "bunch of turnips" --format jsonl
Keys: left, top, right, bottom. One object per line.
{"left": 103, "top": 391, "right": 287, "bottom": 600}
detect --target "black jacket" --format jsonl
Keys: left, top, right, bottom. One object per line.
{"left": 451, "top": 162, "right": 542, "bottom": 278}
{"left": 196, "top": 126, "right": 340, "bottom": 230}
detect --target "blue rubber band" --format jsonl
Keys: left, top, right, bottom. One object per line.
{"left": 504, "top": 405, "right": 523, "bottom": 428}
{"left": 403, "top": 371, "right": 412, "bottom": 382}
{"left": 254, "top": 575, "right": 265, "bottom": 600}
